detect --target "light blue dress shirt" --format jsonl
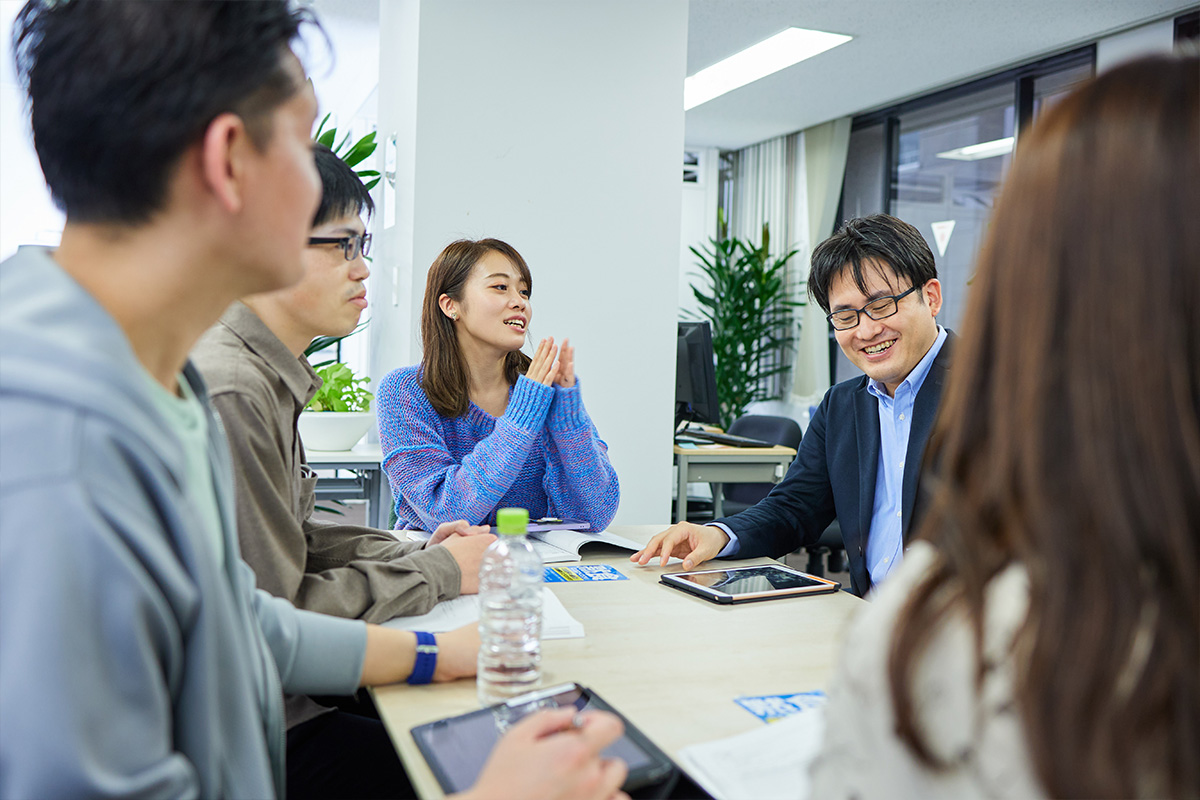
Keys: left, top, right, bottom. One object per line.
{"left": 713, "top": 327, "right": 947, "bottom": 591}
{"left": 863, "top": 326, "right": 946, "bottom": 589}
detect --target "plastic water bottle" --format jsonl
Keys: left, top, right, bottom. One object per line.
{"left": 477, "top": 507, "right": 544, "bottom": 705}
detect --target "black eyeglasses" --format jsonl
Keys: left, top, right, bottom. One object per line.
{"left": 826, "top": 284, "right": 921, "bottom": 331}
{"left": 307, "top": 233, "right": 371, "bottom": 261}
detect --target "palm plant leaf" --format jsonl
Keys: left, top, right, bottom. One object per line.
{"left": 686, "top": 221, "right": 802, "bottom": 428}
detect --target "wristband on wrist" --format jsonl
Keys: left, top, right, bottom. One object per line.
{"left": 407, "top": 631, "right": 438, "bottom": 685}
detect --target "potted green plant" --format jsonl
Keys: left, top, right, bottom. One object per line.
{"left": 312, "top": 113, "right": 380, "bottom": 190}
{"left": 298, "top": 361, "right": 375, "bottom": 451}
{"left": 688, "top": 213, "right": 800, "bottom": 429}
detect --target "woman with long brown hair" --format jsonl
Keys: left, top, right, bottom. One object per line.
{"left": 376, "top": 238, "right": 620, "bottom": 531}
{"left": 811, "top": 53, "right": 1199, "bottom": 798}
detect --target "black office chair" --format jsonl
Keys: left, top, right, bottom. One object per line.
{"left": 678, "top": 414, "right": 801, "bottom": 522}
{"left": 713, "top": 414, "right": 846, "bottom": 578}
{"left": 804, "top": 520, "right": 846, "bottom": 579}
{"left": 716, "top": 414, "right": 802, "bottom": 517}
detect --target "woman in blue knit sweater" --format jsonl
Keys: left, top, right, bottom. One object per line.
{"left": 377, "top": 238, "right": 620, "bottom": 531}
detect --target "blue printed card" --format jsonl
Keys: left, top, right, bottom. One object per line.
{"left": 543, "top": 564, "right": 628, "bottom": 583}
{"left": 734, "top": 691, "right": 826, "bottom": 723}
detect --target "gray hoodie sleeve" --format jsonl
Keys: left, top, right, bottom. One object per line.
{"left": 0, "top": 405, "right": 363, "bottom": 798}
{"left": 248, "top": 567, "right": 367, "bottom": 695}
{"left": 0, "top": 420, "right": 203, "bottom": 798}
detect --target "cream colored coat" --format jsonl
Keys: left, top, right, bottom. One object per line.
{"left": 811, "top": 541, "right": 1046, "bottom": 799}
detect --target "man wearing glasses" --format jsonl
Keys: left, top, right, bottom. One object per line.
{"left": 634, "top": 214, "right": 950, "bottom": 596}
{"left": 191, "top": 144, "right": 496, "bottom": 785}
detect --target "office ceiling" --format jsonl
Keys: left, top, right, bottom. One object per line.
{"left": 308, "top": 1, "right": 1196, "bottom": 152}
{"left": 686, "top": 0, "right": 1197, "bottom": 149}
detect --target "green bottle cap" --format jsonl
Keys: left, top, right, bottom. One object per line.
{"left": 495, "top": 507, "right": 529, "bottom": 535}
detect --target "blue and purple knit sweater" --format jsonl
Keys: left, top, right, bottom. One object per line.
{"left": 377, "top": 364, "right": 620, "bottom": 531}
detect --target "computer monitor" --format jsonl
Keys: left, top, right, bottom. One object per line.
{"left": 675, "top": 321, "right": 720, "bottom": 429}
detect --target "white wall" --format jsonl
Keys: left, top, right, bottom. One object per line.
{"left": 373, "top": 0, "right": 688, "bottom": 524}
{"left": 0, "top": 0, "right": 385, "bottom": 263}
{"left": 1096, "top": 17, "right": 1176, "bottom": 72}
{"left": 0, "top": 0, "right": 63, "bottom": 260}
{"left": 301, "top": 0, "right": 384, "bottom": 379}
{"left": 678, "top": 147, "right": 720, "bottom": 321}
{"left": 304, "top": 0, "right": 380, "bottom": 135}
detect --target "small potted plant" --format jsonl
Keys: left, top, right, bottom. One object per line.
{"left": 297, "top": 362, "right": 375, "bottom": 451}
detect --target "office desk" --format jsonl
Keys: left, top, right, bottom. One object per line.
{"left": 306, "top": 444, "right": 391, "bottom": 529}
{"left": 674, "top": 444, "right": 796, "bottom": 521}
{"left": 372, "top": 524, "right": 862, "bottom": 799}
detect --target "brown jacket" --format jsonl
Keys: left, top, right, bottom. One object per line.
{"left": 192, "top": 302, "right": 460, "bottom": 726}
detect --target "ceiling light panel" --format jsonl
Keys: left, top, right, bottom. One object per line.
{"left": 936, "top": 137, "right": 1015, "bottom": 161}
{"left": 684, "top": 27, "right": 853, "bottom": 111}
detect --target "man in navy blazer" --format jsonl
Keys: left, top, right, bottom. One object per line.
{"left": 634, "top": 214, "right": 951, "bottom": 596}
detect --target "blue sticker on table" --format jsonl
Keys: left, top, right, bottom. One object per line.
{"left": 544, "top": 565, "right": 628, "bottom": 582}
{"left": 734, "top": 691, "right": 826, "bottom": 723}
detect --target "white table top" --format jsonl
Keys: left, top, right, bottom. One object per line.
{"left": 305, "top": 442, "right": 383, "bottom": 464}
{"left": 674, "top": 444, "right": 796, "bottom": 458}
{"left": 371, "top": 523, "right": 863, "bottom": 798}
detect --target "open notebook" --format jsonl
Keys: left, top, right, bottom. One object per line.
{"left": 525, "top": 529, "right": 644, "bottom": 563}
{"left": 406, "top": 528, "right": 644, "bottom": 564}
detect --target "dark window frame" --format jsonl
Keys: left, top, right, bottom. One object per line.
{"left": 829, "top": 45, "right": 1096, "bottom": 383}
{"left": 1176, "top": 10, "right": 1199, "bottom": 44}
{"left": 854, "top": 46, "right": 1095, "bottom": 213}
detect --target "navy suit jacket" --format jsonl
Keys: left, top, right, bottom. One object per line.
{"left": 717, "top": 334, "right": 954, "bottom": 597}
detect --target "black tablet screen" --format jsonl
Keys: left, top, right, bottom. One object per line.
{"left": 413, "top": 685, "right": 654, "bottom": 794}
{"left": 677, "top": 565, "right": 826, "bottom": 594}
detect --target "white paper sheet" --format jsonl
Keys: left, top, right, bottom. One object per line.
{"left": 675, "top": 705, "right": 826, "bottom": 800}
{"left": 382, "top": 587, "right": 584, "bottom": 639}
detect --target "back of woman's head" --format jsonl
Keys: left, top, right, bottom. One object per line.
{"left": 420, "top": 238, "right": 533, "bottom": 417}
{"left": 891, "top": 53, "right": 1199, "bottom": 798}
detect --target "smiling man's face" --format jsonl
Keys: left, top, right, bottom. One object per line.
{"left": 829, "top": 259, "right": 942, "bottom": 396}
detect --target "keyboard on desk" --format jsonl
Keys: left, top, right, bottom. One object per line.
{"left": 675, "top": 429, "right": 773, "bottom": 448}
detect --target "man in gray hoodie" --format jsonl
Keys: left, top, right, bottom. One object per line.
{"left": 0, "top": 2, "right": 626, "bottom": 799}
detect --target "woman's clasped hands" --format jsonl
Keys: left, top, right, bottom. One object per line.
{"left": 526, "top": 337, "right": 576, "bottom": 389}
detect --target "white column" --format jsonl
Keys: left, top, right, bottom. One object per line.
{"left": 373, "top": 0, "right": 688, "bottom": 524}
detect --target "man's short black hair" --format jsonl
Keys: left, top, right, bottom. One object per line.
{"left": 13, "top": 0, "right": 315, "bottom": 224}
{"left": 808, "top": 214, "right": 937, "bottom": 312}
{"left": 312, "top": 143, "right": 374, "bottom": 228}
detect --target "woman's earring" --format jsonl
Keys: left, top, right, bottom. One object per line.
{"left": 451, "top": 312, "right": 458, "bottom": 321}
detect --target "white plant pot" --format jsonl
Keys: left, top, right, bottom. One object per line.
{"left": 297, "top": 411, "right": 374, "bottom": 452}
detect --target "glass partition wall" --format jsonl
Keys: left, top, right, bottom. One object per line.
{"left": 893, "top": 82, "right": 1015, "bottom": 334}
{"left": 832, "top": 49, "right": 1094, "bottom": 384}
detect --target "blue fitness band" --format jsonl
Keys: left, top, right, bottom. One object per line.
{"left": 407, "top": 631, "right": 438, "bottom": 685}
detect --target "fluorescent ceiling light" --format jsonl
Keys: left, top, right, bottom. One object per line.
{"left": 936, "top": 137, "right": 1015, "bottom": 161}
{"left": 684, "top": 27, "right": 852, "bottom": 111}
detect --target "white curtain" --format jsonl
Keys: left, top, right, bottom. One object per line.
{"left": 727, "top": 117, "right": 851, "bottom": 417}
{"left": 728, "top": 135, "right": 802, "bottom": 399}
{"left": 729, "top": 136, "right": 792, "bottom": 251}
{"left": 794, "top": 117, "right": 851, "bottom": 402}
